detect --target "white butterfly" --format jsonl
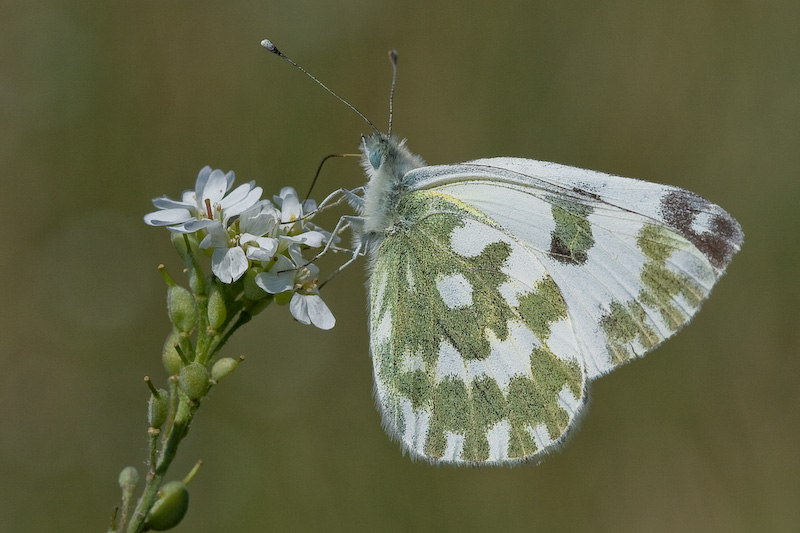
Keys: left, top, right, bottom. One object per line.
{"left": 263, "top": 40, "right": 744, "bottom": 465}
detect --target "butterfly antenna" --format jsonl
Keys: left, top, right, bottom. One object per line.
{"left": 303, "top": 153, "right": 359, "bottom": 202}
{"left": 261, "top": 39, "right": 380, "bottom": 135}
{"left": 387, "top": 49, "right": 398, "bottom": 136}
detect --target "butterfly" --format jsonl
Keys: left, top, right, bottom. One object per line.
{"left": 263, "top": 40, "right": 744, "bottom": 465}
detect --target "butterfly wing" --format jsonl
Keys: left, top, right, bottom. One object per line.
{"left": 403, "top": 157, "right": 744, "bottom": 379}
{"left": 368, "top": 189, "right": 588, "bottom": 464}
{"left": 367, "top": 157, "right": 742, "bottom": 464}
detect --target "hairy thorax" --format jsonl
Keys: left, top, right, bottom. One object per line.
{"left": 359, "top": 134, "right": 425, "bottom": 238}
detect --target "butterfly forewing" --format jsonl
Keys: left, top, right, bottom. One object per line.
{"left": 408, "top": 158, "right": 743, "bottom": 379}
{"left": 368, "top": 189, "right": 588, "bottom": 464}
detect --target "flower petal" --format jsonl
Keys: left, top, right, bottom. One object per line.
{"left": 223, "top": 170, "right": 235, "bottom": 190}
{"left": 211, "top": 246, "right": 248, "bottom": 283}
{"left": 201, "top": 169, "right": 230, "bottom": 204}
{"left": 181, "top": 218, "right": 218, "bottom": 233}
{"left": 288, "top": 293, "right": 311, "bottom": 325}
{"left": 240, "top": 204, "right": 278, "bottom": 236}
{"left": 295, "top": 230, "right": 326, "bottom": 247}
{"left": 219, "top": 181, "right": 255, "bottom": 210}
{"left": 278, "top": 187, "right": 301, "bottom": 222}
{"left": 244, "top": 236, "right": 279, "bottom": 261}
{"left": 143, "top": 208, "right": 192, "bottom": 226}
{"left": 151, "top": 196, "right": 194, "bottom": 210}
{"left": 199, "top": 222, "right": 230, "bottom": 249}
{"left": 224, "top": 186, "right": 264, "bottom": 221}
{"left": 302, "top": 198, "right": 317, "bottom": 214}
{"left": 254, "top": 255, "right": 295, "bottom": 293}
{"left": 194, "top": 166, "right": 213, "bottom": 194}
{"left": 290, "top": 293, "right": 335, "bottom": 330}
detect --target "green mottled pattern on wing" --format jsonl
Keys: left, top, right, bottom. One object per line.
{"left": 600, "top": 223, "right": 709, "bottom": 364}
{"left": 369, "top": 190, "right": 585, "bottom": 463}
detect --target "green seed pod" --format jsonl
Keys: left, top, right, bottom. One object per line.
{"left": 162, "top": 331, "right": 183, "bottom": 375}
{"left": 243, "top": 267, "right": 267, "bottom": 301}
{"left": 148, "top": 389, "right": 169, "bottom": 428}
{"left": 211, "top": 357, "right": 241, "bottom": 382}
{"left": 207, "top": 284, "right": 226, "bottom": 330}
{"left": 187, "top": 266, "right": 205, "bottom": 296}
{"left": 173, "top": 394, "right": 191, "bottom": 425}
{"left": 145, "top": 480, "right": 189, "bottom": 531}
{"left": 167, "top": 285, "right": 198, "bottom": 333}
{"left": 118, "top": 466, "right": 139, "bottom": 489}
{"left": 179, "top": 362, "right": 210, "bottom": 400}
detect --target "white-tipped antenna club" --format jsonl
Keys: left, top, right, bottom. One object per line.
{"left": 261, "top": 39, "right": 380, "bottom": 134}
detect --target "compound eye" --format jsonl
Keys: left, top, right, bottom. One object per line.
{"left": 368, "top": 149, "right": 383, "bottom": 170}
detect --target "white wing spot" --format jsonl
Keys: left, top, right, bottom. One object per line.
{"left": 450, "top": 218, "right": 506, "bottom": 258}
{"left": 436, "top": 322, "right": 536, "bottom": 391}
{"left": 499, "top": 280, "right": 523, "bottom": 307}
{"left": 404, "top": 262, "right": 416, "bottom": 290}
{"left": 691, "top": 210, "right": 714, "bottom": 235}
{"left": 436, "top": 272, "right": 474, "bottom": 308}
{"left": 557, "top": 385, "right": 581, "bottom": 418}
{"left": 373, "top": 310, "right": 392, "bottom": 345}
{"left": 435, "top": 340, "right": 469, "bottom": 384}
{"left": 500, "top": 241, "right": 548, "bottom": 295}
{"left": 401, "top": 398, "right": 430, "bottom": 455}
{"left": 401, "top": 348, "right": 425, "bottom": 373}
{"left": 527, "top": 423, "right": 554, "bottom": 451}
{"left": 487, "top": 419, "right": 512, "bottom": 462}
{"left": 465, "top": 323, "right": 536, "bottom": 391}
{"left": 371, "top": 269, "right": 387, "bottom": 312}
{"left": 443, "top": 431, "right": 465, "bottom": 462}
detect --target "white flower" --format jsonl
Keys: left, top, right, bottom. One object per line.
{"left": 144, "top": 166, "right": 262, "bottom": 233}
{"left": 200, "top": 201, "right": 280, "bottom": 283}
{"left": 273, "top": 187, "right": 313, "bottom": 229}
{"left": 254, "top": 253, "right": 335, "bottom": 330}
{"left": 272, "top": 187, "right": 331, "bottom": 248}
{"left": 289, "top": 293, "right": 335, "bottom": 330}
{"left": 145, "top": 174, "right": 336, "bottom": 329}
{"left": 253, "top": 255, "right": 295, "bottom": 293}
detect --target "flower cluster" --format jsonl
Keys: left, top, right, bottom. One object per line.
{"left": 144, "top": 166, "right": 335, "bottom": 329}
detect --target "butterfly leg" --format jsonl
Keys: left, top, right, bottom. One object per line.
{"left": 293, "top": 214, "right": 365, "bottom": 271}
{"left": 313, "top": 187, "right": 365, "bottom": 214}
{"left": 319, "top": 218, "right": 367, "bottom": 287}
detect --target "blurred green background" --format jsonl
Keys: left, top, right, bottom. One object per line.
{"left": 2, "top": 0, "right": 798, "bottom": 531}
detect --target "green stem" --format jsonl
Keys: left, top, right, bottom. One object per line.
{"left": 207, "top": 297, "right": 272, "bottom": 360}
{"left": 207, "top": 309, "right": 250, "bottom": 361}
{"left": 124, "top": 400, "right": 197, "bottom": 533}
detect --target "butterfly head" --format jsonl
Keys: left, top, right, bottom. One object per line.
{"left": 362, "top": 133, "right": 389, "bottom": 171}
{"left": 360, "top": 133, "right": 426, "bottom": 186}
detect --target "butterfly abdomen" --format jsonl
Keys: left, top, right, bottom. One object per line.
{"left": 360, "top": 134, "right": 425, "bottom": 238}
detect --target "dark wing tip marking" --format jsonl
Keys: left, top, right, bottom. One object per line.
{"left": 660, "top": 189, "right": 743, "bottom": 271}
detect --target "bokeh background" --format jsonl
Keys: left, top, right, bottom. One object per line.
{"left": 2, "top": 1, "right": 798, "bottom": 531}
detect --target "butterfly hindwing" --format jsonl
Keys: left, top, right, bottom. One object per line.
{"left": 368, "top": 189, "right": 588, "bottom": 464}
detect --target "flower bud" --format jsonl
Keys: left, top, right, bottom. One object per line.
{"left": 118, "top": 466, "right": 139, "bottom": 489}
{"left": 167, "top": 285, "right": 198, "bottom": 333}
{"left": 179, "top": 362, "right": 210, "bottom": 400}
{"left": 211, "top": 357, "right": 242, "bottom": 383}
{"left": 148, "top": 389, "right": 169, "bottom": 428}
{"left": 145, "top": 480, "right": 189, "bottom": 531}
{"left": 243, "top": 267, "right": 267, "bottom": 301}
{"left": 162, "top": 331, "right": 183, "bottom": 375}
{"left": 207, "top": 284, "right": 226, "bottom": 330}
